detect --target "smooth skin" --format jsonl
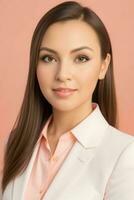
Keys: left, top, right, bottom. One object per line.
{"left": 36, "top": 19, "right": 111, "bottom": 154}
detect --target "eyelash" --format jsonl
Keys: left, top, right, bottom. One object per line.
{"left": 39, "top": 54, "right": 90, "bottom": 63}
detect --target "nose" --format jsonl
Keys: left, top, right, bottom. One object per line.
{"left": 55, "top": 64, "right": 72, "bottom": 82}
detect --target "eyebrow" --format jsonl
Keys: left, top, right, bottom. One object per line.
{"left": 39, "top": 46, "right": 93, "bottom": 55}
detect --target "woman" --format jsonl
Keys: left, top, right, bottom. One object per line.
{"left": 1, "top": 1, "right": 134, "bottom": 199}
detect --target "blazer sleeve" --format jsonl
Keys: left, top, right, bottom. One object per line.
{"left": 104, "top": 140, "right": 134, "bottom": 200}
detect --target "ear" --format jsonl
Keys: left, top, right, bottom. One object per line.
{"left": 98, "top": 53, "right": 111, "bottom": 80}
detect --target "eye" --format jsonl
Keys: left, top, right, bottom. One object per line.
{"left": 39, "top": 54, "right": 56, "bottom": 63}
{"left": 75, "top": 55, "right": 90, "bottom": 63}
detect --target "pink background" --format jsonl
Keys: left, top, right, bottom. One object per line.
{"left": 0, "top": 0, "right": 134, "bottom": 170}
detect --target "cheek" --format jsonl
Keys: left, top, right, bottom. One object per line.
{"left": 36, "top": 67, "right": 53, "bottom": 88}
{"left": 79, "top": 68, "right": 100, "bottom": 92}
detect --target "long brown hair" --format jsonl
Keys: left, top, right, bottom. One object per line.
{"left": 2, "top": 1, "right": 117, "bottom": 193}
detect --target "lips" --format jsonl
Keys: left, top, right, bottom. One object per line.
{"left": 52, "top": 87, "right": 77, "bottom": 98}
{"left": 53, "top": 88, "right": 77, "bottom": 92}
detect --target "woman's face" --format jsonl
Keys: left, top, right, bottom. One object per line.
{"left": 36, "top": 20, "right": 110, "bottom": 112}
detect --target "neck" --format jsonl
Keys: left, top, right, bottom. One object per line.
{"left": 48, "top": 101, "right": 93, "bottom": 139}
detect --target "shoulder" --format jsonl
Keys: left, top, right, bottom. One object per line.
{"left": 94, "top": 125, "right": 134, "bottom": 199}
{"left": 103, "top": 125, "right": 134, "bottom": 151}
{"left": 109, "top": 126, "right": 134, "bottom": 165}
{"left": 96, "top": 125, "right": 134, "bottom": 172}
{"left": 107, "top": 124, "right": 133, "bottom": 139}
{"left": 103, "top": 128, "right": 134, "bottom": 199}
{"left": 107, "top": 126, "right": 134, "bottom": 164}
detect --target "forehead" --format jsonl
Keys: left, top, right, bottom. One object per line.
{"left": 40, "top": 20, "right": 100, "bottom": 54}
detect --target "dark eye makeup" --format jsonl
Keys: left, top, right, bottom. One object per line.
{"left": 39, "top": 54, "right": 55, "bottom": 63}
{"left": 39, "top": 54, "right": 91, "bottom": 63}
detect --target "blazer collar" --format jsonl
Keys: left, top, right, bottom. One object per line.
{"left": 71, "top": 103, "right": 109, "bottom": 148}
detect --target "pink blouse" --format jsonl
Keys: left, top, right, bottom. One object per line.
{"left": 24, "top": 115, "right": 77, "bottom": 200}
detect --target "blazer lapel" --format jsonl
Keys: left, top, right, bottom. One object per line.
{"left": 43, "top": 141, "right": 98, "bottom": 200}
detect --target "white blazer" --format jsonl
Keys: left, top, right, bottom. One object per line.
{"left": 1, "top": 104, "right": 134, "bottom": 200}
